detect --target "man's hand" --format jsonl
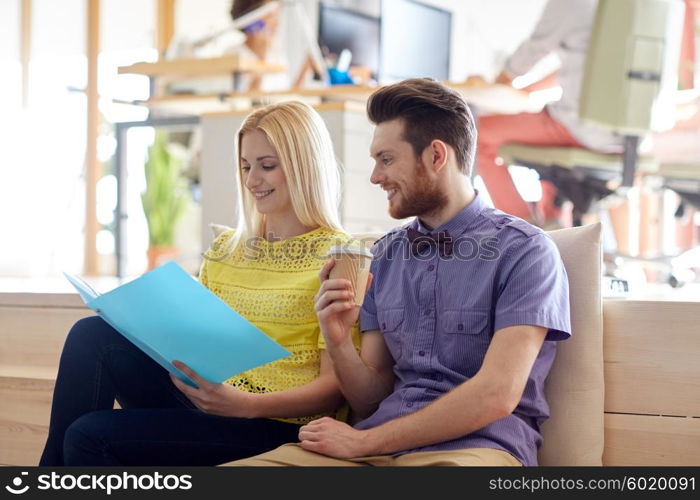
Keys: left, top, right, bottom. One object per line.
{"left": 298, "top": 416, "right": 373, "bottom": 459}
{"left": 170, "top": 361, "right": 257, "bottom": 418}
{"left": 314, "top": 259, "right": 372, "bottom": 348}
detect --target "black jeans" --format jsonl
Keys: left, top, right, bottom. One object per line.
{"left": 39, "top": 316, "right": 300, "bottom": 466}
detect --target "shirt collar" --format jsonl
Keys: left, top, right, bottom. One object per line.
{"left": 410, "top": 190, "right": 485, "bottom": 236}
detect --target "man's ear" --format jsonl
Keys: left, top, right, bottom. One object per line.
{"left": 428, "top": 139, "right": 449, "bottom": 172}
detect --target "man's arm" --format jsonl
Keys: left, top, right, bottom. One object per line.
{"left": 325, "top": 329, "right": 394, "bottom": 419}
{"left": 314, "top": 259, "right": 395, "bottom": 418}
{"left": 298, "top": 324, "right": 546, "bottom": 459}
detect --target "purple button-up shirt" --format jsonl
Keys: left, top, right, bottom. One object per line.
{"left": 358, "top": 192, "right": 571, "bottom": 466}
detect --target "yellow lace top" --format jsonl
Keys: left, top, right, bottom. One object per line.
{"left": 199, "top": 227, "right": 360, "bottom": 425}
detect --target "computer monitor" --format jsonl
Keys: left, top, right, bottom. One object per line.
{"left": 379, "top": 0, "right": 451, "bottom": 83}
{"left": 318, "top": 3, "right": 380, "bottom": 80}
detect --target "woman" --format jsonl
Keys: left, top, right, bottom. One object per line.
{"left": 39, "top": 101, "right": 359, "bottom": 466}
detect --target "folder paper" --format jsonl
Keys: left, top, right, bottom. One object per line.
{"left": 64, "top": 262, "right": 290, "bottom": 387}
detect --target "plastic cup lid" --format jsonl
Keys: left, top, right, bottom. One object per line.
{"left": 327, "top": 244, "right": 373, "bottom": 258}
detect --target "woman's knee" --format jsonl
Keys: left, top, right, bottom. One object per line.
{"left": 63, "top": 411, "right": 113, "bottom": 465}
{"left": 66, "top": 316, "right": 120, "bottom": 350}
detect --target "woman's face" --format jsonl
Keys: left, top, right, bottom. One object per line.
{"left": 245, "top": 2, "right": 280, "bottom": 43}
{"left": 240, "top": 129, "right": 292, "bottom": 217}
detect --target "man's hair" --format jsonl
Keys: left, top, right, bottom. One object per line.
{"left": 366, "top": 78, "right": 477, "bottom": 176}
{"left": 230, "top": 0, "right": 267, "bottom": 20}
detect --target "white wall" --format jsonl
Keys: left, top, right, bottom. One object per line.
{"left": 421, "top": 0, "right": 548, "bottom": 80}
{"left": 175, "top": 0, "right": 234, "bottom": 43}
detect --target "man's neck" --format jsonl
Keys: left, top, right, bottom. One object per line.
{"left": 418, "top": 185, "right": 476, "bottom": 231}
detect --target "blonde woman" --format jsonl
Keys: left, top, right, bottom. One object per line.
{"left": 40, "top": 101, "right": 359, "bottom": 466}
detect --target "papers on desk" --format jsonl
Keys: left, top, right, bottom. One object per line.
{"left": 64, "top": 262, "right": 290, "bottom": 387}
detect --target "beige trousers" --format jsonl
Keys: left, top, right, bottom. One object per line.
{"left": 225, "top": 443, "right": 522, "bottom": 467}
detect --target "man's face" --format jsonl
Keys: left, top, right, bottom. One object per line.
{"left": 369, "top": 119, "right": 447, "bottom": 220}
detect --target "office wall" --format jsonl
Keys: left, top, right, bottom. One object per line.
{"left": 425, "top": 0, "right": 548, "bottom": 80}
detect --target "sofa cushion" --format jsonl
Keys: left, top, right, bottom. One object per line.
{"left": 540, "top": 222, "right": 603, "bottom": 465}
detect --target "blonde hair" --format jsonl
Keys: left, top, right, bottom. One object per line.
{"left": 213, "top": 101, "right": 344, "bottom": 257}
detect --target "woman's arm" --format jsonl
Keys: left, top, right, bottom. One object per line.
{"left": 170, "top": 351, "right": 345, "bottom": 419}
{"left": 244, "top": 350, "right": 345, "bottom": 419}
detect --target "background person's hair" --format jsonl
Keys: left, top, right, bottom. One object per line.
{"left": 230, "top": 0, "right": 267, "bottom": 21}
{"left": 212, "top": 101, "right": 343, "bottom": 257}
{"left": 366, "top": 78, "right": 477, "bottom": 176}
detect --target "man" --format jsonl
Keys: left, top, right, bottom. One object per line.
{"left": 230, "top": 78, "right": 571, "bottom": 467}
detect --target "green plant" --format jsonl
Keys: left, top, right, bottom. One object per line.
{"left": 141, "top": 131, "right": 190, "bottom": 247}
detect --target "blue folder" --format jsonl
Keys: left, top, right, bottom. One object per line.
{"left": 64, "top": 262, "right": 290, "bottom": 387}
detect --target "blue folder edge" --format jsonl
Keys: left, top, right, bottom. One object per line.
{"left": 65, "top": 262, "right": 291, "bottom": 388}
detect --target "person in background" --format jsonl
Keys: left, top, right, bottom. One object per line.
{"left": 39, "top": 101, "right": 359, "bottom": 466}
{"left": 168, "top": 0, "right": 291, "bottom": 93}
{"left": 229, "top": 0, "right": 287, "bottom": 91}
{"left": 651, "top": 0, "right": 700, "bottom": 164}
{"left": 650, "top": 95, "right": 700, "bottom": 164}
{"left": 679, "top": 0, "right": 698, "bottom": 91}
{"left": 474, "top": 0, "right": 622, "bottom": 226}
{"left": 227, "top": 0, "right": 326, "bottom": 91}
{"left": 226, "top": 78, "right": 571, "bottom": 467}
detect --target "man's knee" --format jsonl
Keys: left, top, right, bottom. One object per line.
{"left": 225, "top": 444, "right": 307, "bottom": 466}
{"left": 224, "top": 443, "right": 356, "bottom": 467}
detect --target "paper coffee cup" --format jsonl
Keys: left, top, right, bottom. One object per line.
{"left": 327, "top": 244, "right": 373, "bottom": 306}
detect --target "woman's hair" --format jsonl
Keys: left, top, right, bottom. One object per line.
{"left": 215, "top": 101, "right": 343, "bottom": 257}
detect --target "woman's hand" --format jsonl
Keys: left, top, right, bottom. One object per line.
{"left": 169, "top": 361, "right": 257, "bottom": 418}
{"left": 314, "top": 259, "right": 372, "bottom": 349}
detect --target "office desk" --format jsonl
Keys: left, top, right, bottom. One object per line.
{"left": 135, "top": 81, "right": 550, "bottom": 117}
{"left": 118, "top": 54, "right": 287, "bottom": 95}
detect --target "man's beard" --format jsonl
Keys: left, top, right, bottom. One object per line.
{"left": 389, "top": 158, "right": 448, "bottom": 220}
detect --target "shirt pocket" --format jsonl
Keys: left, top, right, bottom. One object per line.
{"left": 377, "top": 307, "right": 405, "bottom": 362}
{"left": 438, "top": 310, "right": 491, "bottom": 376}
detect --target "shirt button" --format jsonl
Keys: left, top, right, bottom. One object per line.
{"left": 425, "top": 309, "right": 432, "bottom": 315}
{"left": 406, "top": 402, "right": 414, "bottom": 408}
{"left": 458, "top": 323, "right": 464, "bottom": 331}
{"left": 418, "top": 350, "right": 426, "bottom": 356}
{"left": 427, "top": 264, "right": 435, "bottom": 271}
